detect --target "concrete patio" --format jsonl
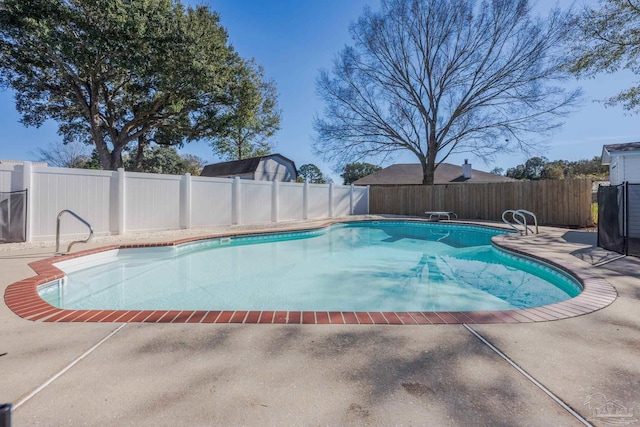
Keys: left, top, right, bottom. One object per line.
{"left": 1, "top": 218, "right": 638, "bottom": 426}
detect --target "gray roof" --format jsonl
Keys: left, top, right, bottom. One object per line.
{"left": 353, "top": 163, "right": 516, "bottom": 185}
{"left": 201, "top": 154, "right": 295, "bottom": 178}
{"left": 602, "top": 142, "right": 640, "bottom": 164}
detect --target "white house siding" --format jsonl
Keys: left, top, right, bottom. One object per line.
{"left": 622, "top": 154, "right": 640, "bottom": 183}
{"left": 610, "top": 157, "right": 621, "bottom": 185}
{"left": 255, "top": 157, "right": 296, "bottom": 182}
{"left": 613, "top": 154, "right": 640, "bottom": 238}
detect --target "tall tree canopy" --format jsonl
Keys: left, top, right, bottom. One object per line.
{"left": 569, "top": 0, "right": 640, "bottom": 112}
{"left": 314, "top": 0, "right": 580, "bottom": 184}
{"left": 0, "top": 0, "right": 240, "bottom": 170}
{"left": 123, "top": 145, "right": 202, "bottom": 175}
{"left": 209, "top": 60, "right": 281, "bottom": 160}
{"left": 297, "top": 164, "right": 327, "bottom": 183}
{"left": 341, "top": 162, "right": 382, "bottom": 184}
{"left": 506, "top": 156, "right": 608, "bottom": 180}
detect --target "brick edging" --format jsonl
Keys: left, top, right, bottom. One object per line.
{"left": 3, "top": 219, "right": 617, "bottom": 324}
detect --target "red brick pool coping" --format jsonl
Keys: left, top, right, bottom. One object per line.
{"left": 3, "top": 220, "right": 618, "bottom": 324}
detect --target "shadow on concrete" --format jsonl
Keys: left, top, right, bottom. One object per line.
{"left": 562, "top": 231, "right": 597, "bottom": 246}
{"left": 72, "top": 324, "right": 577, "bottom": 426}
{"left": 559, "top": 230, "right": 628, "bottom": 266}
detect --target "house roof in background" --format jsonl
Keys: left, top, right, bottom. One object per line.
{"left": 601, "top": 142, "right": 640, "bottom": 164}
{"left": 353, "top": 163, "right": 516, "bottom": 185}
{"left": 201, "top": 154, "right": 295, "bottom": 177}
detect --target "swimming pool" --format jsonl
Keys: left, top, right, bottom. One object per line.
{"left": 38, "top": 221, "right": 581, "bottom": 313}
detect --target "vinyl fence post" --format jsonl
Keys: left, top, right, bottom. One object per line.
{"left": 21, "top": 161, "right": 33, "bottom": 242}
{"left": 349, "top": 184, "right": 354, "bottom": 215}
{"left": 271, "top": 180, "right": 279, "bottom": 222}
{"left": 117, "top": 168, "right": 126, "bottom": 235}
{"left": 303, "top": 181, "right": 309, "bottom": 220}
{"left": 366, "top": 185, "right": 370, "bottom": 215}
{"left": 232, "top": 177, "right": 241, "bottom": 225}
{"left": 328, "top": 183, "right": 334, "bottom": 218}
{"left": 182, "top": 173, "right": 192, "bottom": 229}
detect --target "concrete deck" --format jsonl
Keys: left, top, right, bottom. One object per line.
{"left": 1, "top": 218, "right": 638, "bottom": 426}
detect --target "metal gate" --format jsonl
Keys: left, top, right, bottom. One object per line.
{"left": 597, "top": 183, "right": 640, "bottom": 257}
{"left": 0, "top": 190, "right": 27, "bottom": 243}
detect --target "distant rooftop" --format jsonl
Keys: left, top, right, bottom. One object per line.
{"left": 200, "top": 154, "right": 297, "bottom": 180}
{"left": 601, "top": 142, "right": 640, "bottom": 164}
{"left": 201, "top": 157, "right": 263, "bottom": 177}
{"left": 353, "top": 163, "right": 516, "bottom": 185}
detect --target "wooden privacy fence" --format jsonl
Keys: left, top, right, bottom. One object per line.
{"left": 368, "top": 178, "right": 593, "bottom": 227}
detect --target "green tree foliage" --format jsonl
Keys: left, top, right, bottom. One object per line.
{"left": 540, "top": 163, "right": 565, "bottom": 180}
{"left": 341, "top": 162, "right": 382, "bottom": 184}
{"left": 82, "top": 150, "right": 102, "bottom": 170}
{"left": 181, "top": 154, "right": 205, "bottom": 176}
{"left": 123, "top": 145, "right": 202, "bottom": 175}
{"left": 297, "top": 164, "right": 327, "bottom": 183}
{"left": 209, "top": 60, "right": 281, "bottom": 160}
{"left": 506, "top": 157, "right": 548, "bottom": 180}
{"left": 506, "top": 156, "right": 608, "bottom": 180}
{"left": 314, "top": 0, "right": 579, "bottom": 185}
{"left": 0, "top": 0, "right": 239, "bottom": 170}
{"left": 568, "top": 0, "right": 640, "bottom": 112}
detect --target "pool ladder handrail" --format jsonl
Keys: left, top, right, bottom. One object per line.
{"left": 55, "top": 210, "right": 94, "bottom": 255}
{"left": 501, "top": 209, "right": 538, "bottom": 235}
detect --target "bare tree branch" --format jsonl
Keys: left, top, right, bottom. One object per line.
{"left": 314, "top": 0, "right": 580, "bottom": 184}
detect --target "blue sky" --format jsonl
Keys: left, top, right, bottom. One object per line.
{"left": 0, "top": 0, "right": 638, "bottom": 181}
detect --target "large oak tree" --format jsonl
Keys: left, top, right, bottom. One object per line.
{"left": 0, "top": 0, "right": 239, "bottom": 170}
{"left": 314, "top": 0, "right": 580, "bottom": 184}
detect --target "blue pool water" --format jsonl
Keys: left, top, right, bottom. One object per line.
{"left": 40, "top": 222, "right": 582, "bottom": 312}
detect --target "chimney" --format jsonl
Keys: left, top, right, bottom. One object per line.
{"left": 462, "top": 159, "right": 472, "bottom": 179}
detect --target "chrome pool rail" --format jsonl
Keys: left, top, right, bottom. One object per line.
{"left": 502, "top": 209, "right": 538, "bottom": 235}
{"left": 55, "top": 210, "right": 94, "bottom": 255}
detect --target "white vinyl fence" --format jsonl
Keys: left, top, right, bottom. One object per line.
{"left": 0, "top": 162, "right": 369, "bottom": 242}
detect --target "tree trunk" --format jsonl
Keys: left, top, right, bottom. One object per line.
{"left": 422, "top": 157, "right": 436, "bottom": 184}
{"left": 91, "top": 127, "right": 115, "bottom": 170}
{"left": 422, "top": 129, "right": 438, "bottom": 185}
{"left": 134, "top": 135, "right": 147, "bottom": 172}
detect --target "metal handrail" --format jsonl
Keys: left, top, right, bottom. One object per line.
{"left": 501, "top": 209, "right": 538, "bottom": 235}
{"left": 55, "top": 210, "right": 94, "bottom": 255}
{"left": 516, "top": 209, "right": 538, "bottom": 235}
{"left": 502, "top": 209, "right": 526, "bottom": 234}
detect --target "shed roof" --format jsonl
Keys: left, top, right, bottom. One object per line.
{"left": 353, "top": 163, "right": 516, "bottom": 185}
{"left": 601, "top": 142, "right": 640, "bottom": 165}
{"left": 201, "top": 154, "right": 296, "bottom": 178}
